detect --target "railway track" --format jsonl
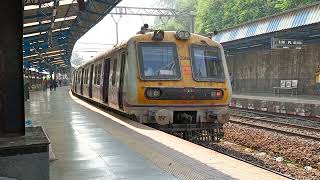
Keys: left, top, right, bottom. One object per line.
{"left": 231, "top": 108, "right": 320, "bottom": 127}
{"left": 230, "top": 111, "right": 320, "bottom": 141}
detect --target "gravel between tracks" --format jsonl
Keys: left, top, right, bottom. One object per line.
{"left": 223, "top": 122, "right": 320, "bottom": 180}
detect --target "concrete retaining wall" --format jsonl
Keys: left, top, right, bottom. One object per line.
{"left": 230, "top": 97, "right": 320, "bottom": 118}
{"left": 227, "top": 45, "right": 320, "bottom": 95}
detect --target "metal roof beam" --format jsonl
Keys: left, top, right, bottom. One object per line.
{"left": 24, "top": 0, "right": 52, "bottom": 6}
{"left": 110, "top": 6, "right": 178, "bottom": 17}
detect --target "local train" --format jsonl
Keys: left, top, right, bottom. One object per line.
{"left": 72, "top": 29, "right": 232, "bottom": 141}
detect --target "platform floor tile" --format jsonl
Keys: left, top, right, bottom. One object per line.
{"left": 25, "top": 87, "right": 177, "bottom": 180}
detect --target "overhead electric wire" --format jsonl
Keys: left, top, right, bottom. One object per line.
{"left": 76, "top": 42, "right": 115, "bottom": 46}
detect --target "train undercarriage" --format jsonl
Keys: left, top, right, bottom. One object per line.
{"left": 143, "top": 110, "right": 226, "bottom": 142}
{"left": 148, "top": 122, "right": 224, "bottom": 142}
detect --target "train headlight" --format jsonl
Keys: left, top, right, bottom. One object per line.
{"left": 145, "top": 88, "right": 161, "bottom": 99}
{"left": 176, "top": 31, "right": 190, "bottom": 40}
{"left": 211, "top": 89, "right": 223, "bottom": 99}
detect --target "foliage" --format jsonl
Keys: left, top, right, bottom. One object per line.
{"left": 154, "top": 0, "right": 319, "bottom": 34}
{"left": 71, "top": 52, "right": 84, "bottom": 67}
{"left": 152, "top": 0, "right": 197, "bottom": 31}
{"left": 196, "top": 0, "right": 319, "bottom": 33}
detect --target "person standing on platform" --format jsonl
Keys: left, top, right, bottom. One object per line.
{"left": 24, "top": 75, "right": 30, "bottom": 101}
{"left": 49, "top": 77, "right": 54, "bottom": 91}
{"left": 53, "top": 79, "right": 58, "bottom": 91}
{"left": 42, "top": 78, "right": 47, "bottom": 91}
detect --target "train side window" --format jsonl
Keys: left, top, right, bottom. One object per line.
{"left": 84, "top": 69, "right": 88, "bottom": 84}
{"left": 94, "top": 65, "right": 98, "bottom": 85}
{"left": 93, "top": 66, "right": 96, "bottom": 84}
{"left": 86, "top": 68, "right": 89, "bottom": 84}
{"left": 81, "top": 69, "right": 84, "bottom": 84}
{"left": 83, "top": 69, "right": 86, "bottom": 84}
{"left": 87, "top": 68, "right": 90, "bottom": 84}
{"left": 112, "top": 58, "right": 117, "bottom": 86}
{"left": 93, "top": 64, "right": 102, "bottom": 85}
{"left": 97, "top": 64, "right": 101, "bottom": 85}
{"left": 86, "top": 69, "right": 89, "bottom": 84}
{"left": 78, "top": 71, "right": 81, "bottom": 83}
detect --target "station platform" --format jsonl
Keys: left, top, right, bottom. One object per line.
{"left": 25, "top": 87, "right": 288, "bottom": 180}
{"left": 231, "top": 93, "right": 320, "bottom": 118}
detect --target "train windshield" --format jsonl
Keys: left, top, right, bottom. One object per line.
{"left": 190, "top": 45, "right": 225, "bottom": 81}
{"left": 138, "top": 42, "right": 181, "bottom": 80}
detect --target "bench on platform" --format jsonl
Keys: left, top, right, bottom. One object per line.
{"left": 273, "top": 80, "right": 298, "bottom": 95}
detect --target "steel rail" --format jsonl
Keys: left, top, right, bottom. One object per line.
{"left": 229, "top": 117, "right": 320, "bottom": 141}
{"left": 231, "top": 113, "right": 320, "bottom": 132}
{"left": 231, "top": 107, "right": 320, "bottom": 124}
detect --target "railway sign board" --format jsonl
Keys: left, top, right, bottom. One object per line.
{"left": 271, "top": 38, "right": 303, "bottom": 50}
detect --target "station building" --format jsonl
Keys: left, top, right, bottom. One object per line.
{"left": 213, "top": 2, "right": 320, "bottom": 118}
{"left": 213, "top": 2, "right": 320, "bottom": 95}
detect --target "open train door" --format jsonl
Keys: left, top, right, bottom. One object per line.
{"left": 102, "top": 59, "right": 110, "bottom": 103}
{"left": 118, "top": 52, "right": 126, "bottom": 110}
{"left": 89, "top": 64, "right": 94, "bottom": 98}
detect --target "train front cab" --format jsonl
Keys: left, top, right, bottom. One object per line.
{"left": 124, "top": 31, "right": 232, "bottom": 139}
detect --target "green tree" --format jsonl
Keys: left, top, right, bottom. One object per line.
{"left": 196, "top": 0, "right": 319, "bottom": 33}
{"left": 153, "top": 0, "right": 197, "bottom": 32}
{"left": 274, "top": 0, "right": 318, "bottom": 10}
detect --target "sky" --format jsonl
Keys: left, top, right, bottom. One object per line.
{"left": 72, "top": 0, "right": 158, "bottom": 60}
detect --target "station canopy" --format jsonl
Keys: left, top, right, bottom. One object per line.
{"left": 212, "top": 2, "right": 320, "bottom": 52}
{"left": 23, "top": 0, "right": 121, "bottom": 72}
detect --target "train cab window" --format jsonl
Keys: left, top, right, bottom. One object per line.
{"left": 138, "top": 42, "right": 181, "bottom": 80}
{"left": 190, "top": 45, "right": 225, "bottom": 82}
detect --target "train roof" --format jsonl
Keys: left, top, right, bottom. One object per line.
{"left": 75, "top": 31, "right": 222, "bottom": 69}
